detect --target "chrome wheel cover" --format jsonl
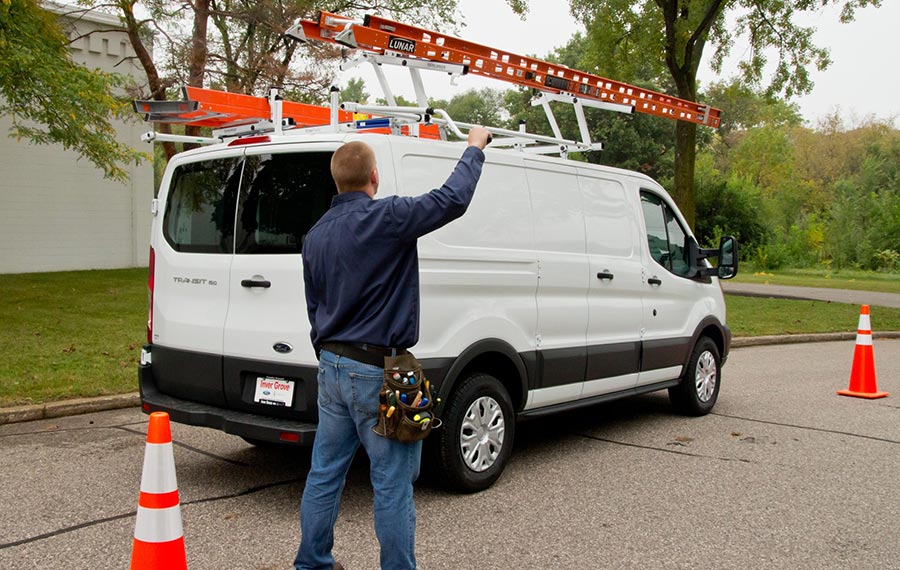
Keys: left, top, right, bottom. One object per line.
{"left": 459, "top": 396, "right": 505, "bottom": 473}
{"left": 695, "top": 350, "right": 718, "bottom": 402}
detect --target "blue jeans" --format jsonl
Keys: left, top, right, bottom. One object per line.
{"left": 294, "top": 350, "right": 423, "bottom": 570}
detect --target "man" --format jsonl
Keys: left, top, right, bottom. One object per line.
{"left": 295, "top": 126, "right": 492, "bottom": 570}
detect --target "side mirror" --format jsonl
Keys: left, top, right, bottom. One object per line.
{"left": 717, "top": 236, "right": 738, "bottom": 279}
{"left": 687, "top": 236, "right": 739, "bottom": 280}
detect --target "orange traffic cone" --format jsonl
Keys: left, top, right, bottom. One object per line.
{"left": 837, "top": 305, "right": 888, "bottom": 399}
{"left": 131, "top": 412, "right": 188, "bottom": 570}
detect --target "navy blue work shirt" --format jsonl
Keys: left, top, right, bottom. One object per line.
{"left": 302, "top": 145, "right": 485, "bottom": 351}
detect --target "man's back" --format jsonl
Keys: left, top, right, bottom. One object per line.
{"left": 302, "top": 145, "right": 486, "bottom": 351}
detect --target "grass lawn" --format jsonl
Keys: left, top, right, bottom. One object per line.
{"left": 725, "top": 295, "right": 900, "bottom": 337}
{"left": 734, "top": 266, "right": 900, "bottom": 294}
{"left": 0, "top": 268, "right": 146, "bottom": 407}
{"left": 1, "top": 267, "right": 899, "bottom": 407}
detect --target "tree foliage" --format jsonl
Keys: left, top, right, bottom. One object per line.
{"left": 0, "top": 0, "right": 145, "bottom": 182}
{"left": 431, "top": 88, "right": 506, "bottom": 127}
{"left": 508, "top": 0, "right": 882, "bottom": 227}
{"left": 340, "top": 77, "right": 369, "bottom": 104}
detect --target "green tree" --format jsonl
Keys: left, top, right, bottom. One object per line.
{"left": 509, "top": 0, "right": 881, "bottom": 227}
{"left": 340, "top": 77, "right": 370, "bottom": 104}
{"left": 0, "top": 0, "right": 144, "bottom": 182}
{"left": 704, "top": 79, "right": 802, "bottom": 142}
{"left": 428, "top": 88, "right": 506, "bottom": 127}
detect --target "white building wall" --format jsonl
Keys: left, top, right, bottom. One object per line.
{"left": 0, "top": 6, "right": 153, "bottom": 274}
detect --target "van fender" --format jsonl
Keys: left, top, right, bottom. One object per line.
{"left": 425, "top": 338, "right": 531, "bottom": 414}
{"left": 683, "top": 316, "right": 732, "bottom": 370}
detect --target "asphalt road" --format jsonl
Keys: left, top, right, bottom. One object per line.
{"left": 2, "top": 340, "right": 900, "bottom": 570}
{"left": 722, "top": 282, "right": 900, "bottom": 308}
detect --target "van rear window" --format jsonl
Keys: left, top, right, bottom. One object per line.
{"left": 164, "top": 158, "right": 243, "bottom": 254}
{"left": 163, "top": 152, "right": 336, "bottom": 255}
{"left": 236, "top": 152, "right": 336, "bottom": 254}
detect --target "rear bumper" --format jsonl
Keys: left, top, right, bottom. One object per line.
{"left": 139, "top": 348, "right": 318, "bottom": 445}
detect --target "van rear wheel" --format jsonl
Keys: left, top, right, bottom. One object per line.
{"left": 668, "top": 336, "right": 720, "bottom": 416}
{"left": 431, "top": 372, "right": 515, "bottom": 493}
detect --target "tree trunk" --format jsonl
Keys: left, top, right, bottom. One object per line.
{"left": 118, "top": 0, "right": 176, "bottom": 161}
{"left": 183, "top": 0, "right": 211, "bottom": 148}
{"left": 673, "top": 120, "right": 697, "bottom": 228}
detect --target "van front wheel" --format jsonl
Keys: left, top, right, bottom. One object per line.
{"left": 669, "top": 336, "right": 721, "bottom": 416}
{"left": 433, "top": 372, "right": 515, "bottom": 493}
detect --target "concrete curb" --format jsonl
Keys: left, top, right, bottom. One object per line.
{"left": 731, "top": 330, "right": 900, "bottom": 347}
{"left": 0, "top": 393, "right": 141, "bottom": 426}
{"left": 3, "top": 332, "right": 900, "bottom": 426}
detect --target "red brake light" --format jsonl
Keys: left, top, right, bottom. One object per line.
{"left": 279, "top": 432, "right": 301, "bottom": 443}
{"left": 228, "top": 135, "right": 271, "bottom": 146}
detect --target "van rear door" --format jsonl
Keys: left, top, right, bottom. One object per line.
{"left": 151, "top": 149, "right": 245, "bottom": 406}
{"left": 221, "top": 145, "right": 340, "bottom": 420}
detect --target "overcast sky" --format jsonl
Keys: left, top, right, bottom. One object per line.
{"left": 341, "top": 0, "right": 898, "bottom": 127}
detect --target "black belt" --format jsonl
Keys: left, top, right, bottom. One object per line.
{"left": 321, "top": 342, "right": 408, "bottom": 367}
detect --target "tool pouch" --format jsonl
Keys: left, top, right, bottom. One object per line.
{"left": 373, "top": 352, "right": 440, "bottom": 443}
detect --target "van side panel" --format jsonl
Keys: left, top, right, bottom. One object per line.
{"left": 397, "top": 145, "right": 538, "bottom": 378}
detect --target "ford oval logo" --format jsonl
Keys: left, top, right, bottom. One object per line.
{"left": 273, "top": 342, "right": 293, "bottom": 354}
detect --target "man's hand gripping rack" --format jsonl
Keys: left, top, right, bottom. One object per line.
{"left": 134, "top": 11, "right": 721, "bottom": 155}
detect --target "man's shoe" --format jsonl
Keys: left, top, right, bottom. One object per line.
{"left": 333, "top": 563, "right": 345, "bottom": 570}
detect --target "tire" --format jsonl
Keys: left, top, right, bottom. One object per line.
{"left": 429, "top": 372, "right": 515, "bottom": 493}
{"left": 668, "top": 336, "right": 721, "bottom": 416}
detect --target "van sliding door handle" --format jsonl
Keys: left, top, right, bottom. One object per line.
{"left": 596, "top": 271, "right": 615, "bottom": 281}
{"left": 241, "top": 279, "right": 271, "bottom": 288}
{"left": 648, "top": 277, "right": 663, "bottom": 286}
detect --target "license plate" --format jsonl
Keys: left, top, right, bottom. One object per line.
{"left": 253, "top": 376, "right": 295, "bottom": 407}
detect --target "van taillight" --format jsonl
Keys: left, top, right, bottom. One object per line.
{"left": 148, "top": 247, "right": 155, "bottom": 344}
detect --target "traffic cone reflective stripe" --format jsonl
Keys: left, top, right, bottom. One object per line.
{"left": 131, "top": 412, "right": 188, "bottom": 570}
{"left": 139, "top": 489, "right": 180, "bottom": 509}
{"left": 838, "top": 305, "right": 888, "bottom": 399}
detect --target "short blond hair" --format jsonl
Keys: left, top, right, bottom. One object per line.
{"left": 331, "top": 141, "right": 376, "bottom": 193}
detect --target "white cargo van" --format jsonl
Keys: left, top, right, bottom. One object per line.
{"left": 139, "top": 131, "right": 738, "bottom": 492}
